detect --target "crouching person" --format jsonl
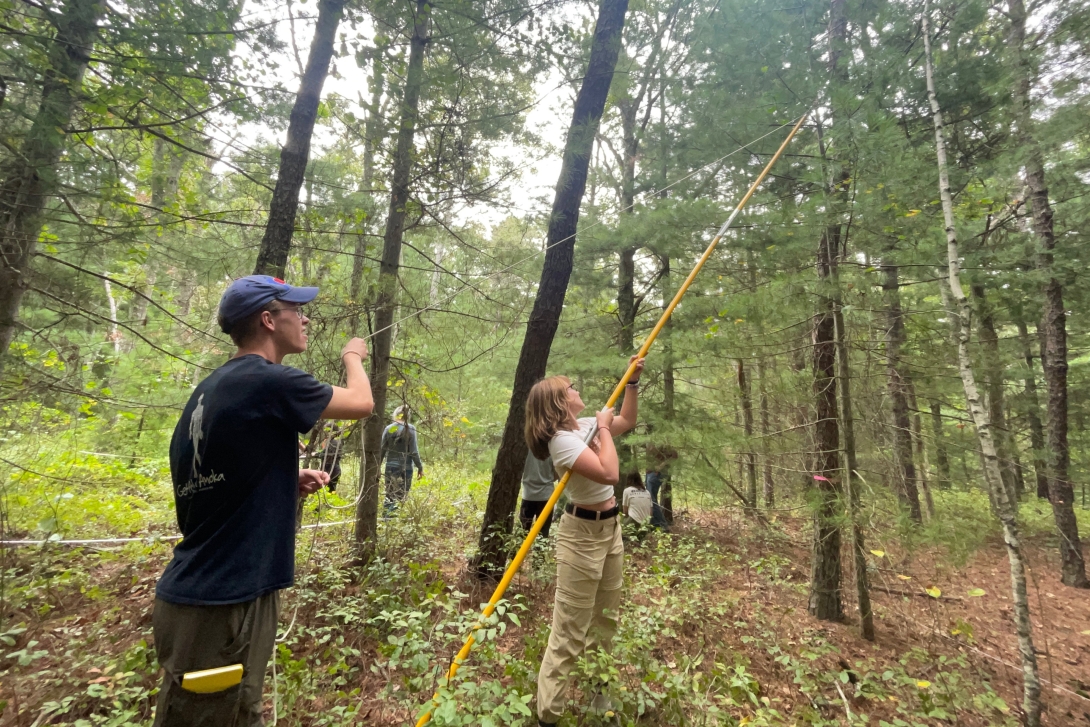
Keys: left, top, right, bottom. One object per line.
{"left": 525, "top": 356, "right": 643, "bottom": 726}
{"left": 151, "top": 276, "right": 374, "bottom": 727}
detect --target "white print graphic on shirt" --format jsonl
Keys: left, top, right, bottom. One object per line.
{"left": 179, "top": 471, "right": 225, "bottom": 497}
{"left": 182, "top": 393, "right": 223, "bottom": 496}
{"left": 189, "top": 393, "right": 206, "bottom": 479}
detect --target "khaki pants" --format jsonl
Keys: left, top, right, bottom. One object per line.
{"left": 152, "top": 591, "right": 280, "bottom": 727}
{"left": 537, "top": 513, "right": 623, "bottom": 723}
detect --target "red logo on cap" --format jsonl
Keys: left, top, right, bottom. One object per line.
{"left": 273, "top": 277, "right": 285, "bottom": 284}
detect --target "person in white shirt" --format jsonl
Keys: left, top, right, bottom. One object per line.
{"left": 524, "top": 355, "right": 644, "bottom": 726}
{"left": 622, "top": 472, "right": 653, "bottom": 526}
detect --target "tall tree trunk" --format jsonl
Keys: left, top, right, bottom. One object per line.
{"left": 355, "top": 0, "right": 430, "bottom": 555}
{"left": 883, "top": 259, "right": 923, "bottom": 521}
{"left": 930, "top": 400, "right": 950, "bottom": 486}
{"left": 660, "top": 251, "right": 675, "bottom": 525}
{"left": 1016, "top": 317, "right": 1049, "bottom": 499}
{"left": 922, "top": 8, "right": 1042, "bottom": 721}
{"left": 737, "top": 358, "right": 757, "bottom": 509}
{"left": 834, "top": 305, "right": 873, "bottom": 640}
{"left": 1008, "top": 0, "right": 1087, "bottom": 588}
{"left": 971, "top": 284, "right": 1020, "bottom": 502}
{"left": 807, "top": 0, "right": 850, "bottom": 623}
{"left": 810, "top": 226, "right": 843, "bottom": 622}
{"left": 906, "top": 378, "right": 935, "bottom": 520}
{"left": 0, "top": 0, "right": 103, "bottom": 374}
{"left": 252, "top": 0, "right": 345, "bottom": 277}
{"left": 471, "top": 0, "right": 629, "bottom": 577}
{"left": 615, "top": 98, "right": 637, "bottom": 354}
{"left": 348, "top": 46, "right": 387, "bottom": 337}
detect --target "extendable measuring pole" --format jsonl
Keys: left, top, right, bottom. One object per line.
{"left": 414, "top": 112, "right": 809, "bottom": 727}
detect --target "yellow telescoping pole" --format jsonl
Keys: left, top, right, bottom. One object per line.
{"left": 414, "top": 112, "right": 809, "bottom": 727}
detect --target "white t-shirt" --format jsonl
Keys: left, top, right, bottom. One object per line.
{"left": 623, "top": 487, "right": 653, "bottom": 524}
{"left": 549, "top": 417, "right": 615, "bottom": 506}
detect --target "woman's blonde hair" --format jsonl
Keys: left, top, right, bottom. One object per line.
{"left": 525, "top": 376, "right": 574, "bottom": 459}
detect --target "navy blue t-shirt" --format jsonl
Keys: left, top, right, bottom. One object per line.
{"left": 157, "top": 354, "right": 333, "bottom": 605}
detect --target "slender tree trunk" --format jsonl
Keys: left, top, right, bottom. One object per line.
{"left": 758, "top": 359, "right": 774, "bottom": 508}
{"left": 906, "top": 377, "right": 935, "bottom": 520}
{"left": 472, "top": 0, "right": 629, "bottom": 577}
{"left": 0, "top": 0, "right": 103, "bottom": 373}
{"left": 748, "top": 257, "right": 774, "bottom": 508}
{"left": 807, "top": 0, "right": 851, "bottom": 623}
{"left": 930, "top": 400, "right": 950, "bottom": 486}
{"left": 882, "top": 259, "right": 923, "bottom": 521}
{"left": 811, "top": 227, "right": 843, "bottom": 622}
{"left": 253, "top": 0, "right": 345, "bottom": 277}
{"left": 348, "top": 46, "right": 387, "bottom": 336}
{"left": 834, "top": 306, "right": 873, "bottom": 640}
{"left": 971, "top": 284, "right": 1020, "bottom": 502}
{"left": 1016, "top": 317, "right": 1049, "bottom": 499}
{"left": 922, "top": 9, "right": 1042, "bottom": 721}
{"left": 661, "top": 252, "right": 675, "bottom": 525}
{"left": 615, "top": 101, "right": 637, "bottom": 353}
{"left": 737, "top": 358, "right": 757, "bottom": 509}
{"left": 103, "top": 278, "right": 121, "bottom": 355}
{"left": 1008, "top": 0, "right": 1087, "bottom": 588}
{"left": 355, "top": 0, "right": 430, "bottom": 556}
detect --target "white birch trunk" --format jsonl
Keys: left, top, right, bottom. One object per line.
{"left": 103, "top": 277, "right": 121, "bottom": 356}
{"left": 922, "top": 4, "right": 1042, "bottom": 723}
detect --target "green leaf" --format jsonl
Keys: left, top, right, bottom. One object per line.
{"left": 967, "top": 588, "right": 985, "bottom": 597}
{"left": 925, "top": 586, "right": 941, "bottom": 598}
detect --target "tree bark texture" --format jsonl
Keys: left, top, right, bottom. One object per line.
{"left": 834, "top": 307, "right": 873, "bottom": 640}
{"left": 1016, "top": 318, "right": 1049, "bottom": 499}
{"left": 472, "top": 0, "right": 629, "bottom": 577}
{"left": 348, "top": 46, "right": 388, "bottom": 336}
{"left": 810, "top": 227, "right": 843, "bottom": 622}
{"left": 1008, "top": 0, "right": 1087, "bottom": 588}
{"left": 758, "top": 357, "right": 774, "bottom": 508}
{"left": 355, "top": 0, "right": 431, "bottom": 555}
{"left": 882, "top": 260, "right": 923, "bottom": 521}
{"left": 906, "top": 377, "right": 935, "bottom": 520}
{"left": 737, "top": 358, "right": 757, "bottom": 509}
{"left": 930, "top": 400, "right": 950, "bottom": 486}
{"left": 923, "top": 8, "right": 1042, "bottom": 721}
{"left": 0, "top": 0, "right": 103, "bottom": 374}
{"left": 808, "top": 0, "right": 850, "bottom": 623}
{"left": 252, "top": 0, "right": 345, "bottom": 278}
{"left": 971, "top": 284, "right": 1020, "bottom": 502}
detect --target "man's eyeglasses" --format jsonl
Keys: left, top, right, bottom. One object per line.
{"left": 267, "top": 305, "right": 305, "bottom": 320}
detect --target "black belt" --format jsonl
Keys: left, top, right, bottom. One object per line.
{"left": 564, "top": 503, "right": 619, "bottom": 521}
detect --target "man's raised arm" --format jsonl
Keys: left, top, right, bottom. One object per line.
{"left": 321, "top": 338, "right": 374, "bottom": 420}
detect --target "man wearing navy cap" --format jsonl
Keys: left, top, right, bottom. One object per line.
{"left": 151, "top": 275, "right": 374, "bottom": 726}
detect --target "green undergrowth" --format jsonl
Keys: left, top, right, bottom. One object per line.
{"left": 0, "top": 464, "right": 1044, "bottom": 725}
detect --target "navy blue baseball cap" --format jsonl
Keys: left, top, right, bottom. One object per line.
{"left": 218, "top": 275, "right": 319, "bottom": 332}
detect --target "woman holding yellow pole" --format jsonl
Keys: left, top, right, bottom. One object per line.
{"left": 524, "top": 355, "right": 644, "bottom": 726}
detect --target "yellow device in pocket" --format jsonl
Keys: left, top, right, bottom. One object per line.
{"left": 182, "top": 663, "right": 244, "bottom": 693}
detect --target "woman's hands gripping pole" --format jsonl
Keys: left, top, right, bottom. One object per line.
{"left": 570, "top": 355, "right": 645, "bottom": 491}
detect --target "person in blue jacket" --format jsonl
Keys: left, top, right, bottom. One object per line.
{"left": 380, "top": 406, "right": 424, "bottom": 513}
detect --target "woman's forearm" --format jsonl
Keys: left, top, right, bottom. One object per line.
{"left": 597, "top": 431, "right": 619, "bottom": 483}
{"left": 613, "top": 387, "right": 639, "bottom": 435}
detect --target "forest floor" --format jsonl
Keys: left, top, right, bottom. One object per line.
{"left": 0, "top": 466, "right": 1088, "bottom": 726}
